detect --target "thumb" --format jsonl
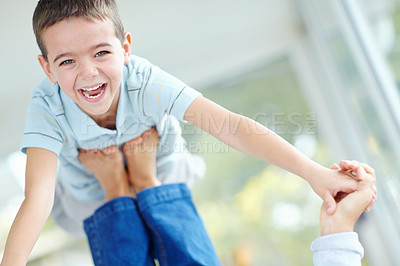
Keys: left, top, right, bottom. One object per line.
{"left": 324, "top": 195, "right": 337, "bottom": 215}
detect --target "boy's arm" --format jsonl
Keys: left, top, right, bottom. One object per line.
{"left": 1, "top": 148, "right": 57, "bottom": 266}
{"left": 184, "top": 96, "right": 358, "bottom": 213}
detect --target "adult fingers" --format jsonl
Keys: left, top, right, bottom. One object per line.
{"left": 355, "top": 165, "right": 367, "bottom": 179}
{"left": 338, "top": 176, "right": 359, "bottom": 193}
{"left": 365, "top": 185, "right": 377, "bottom": 212}
{"left": 339, "top": 160, "right": 351, "bottom": 171}
{"left": 360, "top": 162, "right": 376, "bottom": 180}
{"left": 339, "top": 161, "right": 364, "bottom": 181}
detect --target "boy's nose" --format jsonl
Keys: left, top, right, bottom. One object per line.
{"left": 79, "top": 62, "right": 98, "bottom": 79}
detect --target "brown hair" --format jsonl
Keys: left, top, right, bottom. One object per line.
{"left": 33, "top": 0, "right": 125, "bottom": 61}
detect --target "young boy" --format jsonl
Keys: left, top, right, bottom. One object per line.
{"left": 0, "top": 0, "right": 372, "bottom": 265}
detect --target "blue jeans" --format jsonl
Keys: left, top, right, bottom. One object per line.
{"left": 83, "top": 183, "right": 221, "bottom": 266}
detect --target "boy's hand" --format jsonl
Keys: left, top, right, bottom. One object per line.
{"left": 308, "top": 167, "right": 359, "bottom": 216}
{"left": 320, "top": 163, "right": 376, "bottom": 235}
{"left": 309, "top": 161, "right": 377, "bottom": 216}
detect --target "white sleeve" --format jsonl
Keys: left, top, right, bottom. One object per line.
{"left": 311, "top": 232, "right": 364, "bottom": 266}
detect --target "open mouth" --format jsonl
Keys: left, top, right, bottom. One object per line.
{"left": 79, "top": 83, "right": 107, "bottom": 101}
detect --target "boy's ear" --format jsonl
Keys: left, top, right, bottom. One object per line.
{"left": 123, "top": 32, "right": 132, "bottom": 65}
{"left": 38, "top": 55, "right": 58, "bottom": 83}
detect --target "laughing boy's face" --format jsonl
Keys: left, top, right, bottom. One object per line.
{"left": 38, "top": 17, "right": 131, "bottom": 120}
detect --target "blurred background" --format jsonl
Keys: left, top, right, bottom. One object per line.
{"left": 1, "top": 0, "right": 400, "bottom": 265}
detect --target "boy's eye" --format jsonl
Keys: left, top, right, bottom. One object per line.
{"left": 60, "top": 59, "right": 74, "bottom": 66}
{"left": 95, "top": 51, "right": 109, "bottom": 57}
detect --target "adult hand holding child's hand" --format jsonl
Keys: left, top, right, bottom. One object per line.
{"left": 320, "top": 161, "right": 377, "bottom": 236}
{"left": 307, "top": 165, "right": 360, "bottom": 216}
{"left": 311, "top": 161, "right": 376, "bottom": 265}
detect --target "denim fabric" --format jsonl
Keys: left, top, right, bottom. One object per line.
{"left": 84, "top": 183, "right": 221, "bottom": 266}
{"left": 84, "top": 197, "right": 155, "bottom": 266}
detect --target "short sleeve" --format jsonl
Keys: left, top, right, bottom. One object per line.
{"left": 21, "top": 96, "right": 64, "bottom": 156}
{"left": 141, "top": 65, "right": 202, "bottom": 122}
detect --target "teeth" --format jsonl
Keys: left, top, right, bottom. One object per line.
{"left": 82, "top": 84, "right": 102, "bottom": 91}
{"left": 82, "top": 87, "right": 105, "bottom": 99}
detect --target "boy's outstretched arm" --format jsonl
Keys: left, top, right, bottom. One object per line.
{"left": 1, "top": 148, "right": 57, "bottom": 266}
{"left": 184, "top": 96, "right": 359, "bottom": 214}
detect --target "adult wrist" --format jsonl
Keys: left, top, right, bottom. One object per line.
{"left": 321, "top": 219, "right": 354, "bottom": 236}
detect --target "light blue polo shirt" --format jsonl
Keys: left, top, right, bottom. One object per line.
{"left": 21, "top": 55, "right": 202, "bottom": 201}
